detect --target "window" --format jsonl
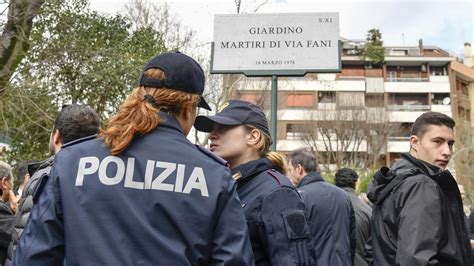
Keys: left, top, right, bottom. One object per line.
{"left": 391, "top": 123, "right": 413, "bottom": 138}
{"left": 318, "top": 91, "right": 336, "bottom": 103}
{"left": 390, "top": 49, "right": 407, "bottom": 56}
{"left": 366, "top": 95, "right": 384, "bottom": 107}
{"left": 458, "top": 107, "right": 471, "bottom": 122}
{"left": 461, "top": 83, "right": 469, "bottom": 97}
{"left": 338, "top": 92, "right": 365, "bottom": 107}
{"left": 431, "top": 93, "right": 450, "bottom": 105}
{"left": 239, "top": 93, "right": 260, "bottom": 104}
{"left": 389, "top": 93, "right": 428, "bottom": 106}
{"left": 430, "top": 66, "right": 446, "bottom": 76}
{"left": 388, "top": 71, "right": 397, "bottom": 81}
{"left": 286, "top": 124, "right": 312, "bottom": 140}
{"left": 286, "top": 94, "right": 314, "bottom": 108}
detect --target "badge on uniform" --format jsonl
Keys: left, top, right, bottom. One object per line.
{"left": 232, "top": 171, "right": 242, "bottom": 181}
{"left": 219, "top": 102, "right": 230, "bottom": 112}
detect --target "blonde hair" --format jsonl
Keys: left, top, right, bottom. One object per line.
{"left": 244, "top": 125, "right": 288, "bottom": 175}
{"left": 100, "top": 69, "right": 200, "bottom": 155}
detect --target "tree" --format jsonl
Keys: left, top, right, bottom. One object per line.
{"left": 19, "top": 0, "right": 166, "bottom": 118}
{"left": 234, "top": 0, "right": 269, "bottom": 13}
{"left": 124, "top": 0, "right": 195, "bottom": 53}
{"left": 300, "top": 92, "right": 394, "bottom": 173}
{"left": 1, "top": 0, "right": 167, "bottom": 162}
{"left": 450, "top": 119, "right": 474, "bottom": 203}
{"left": 0, "top": 0, "right": 46, "bottom": 94}
{"left": 362, "top": 29, "right": 385, "bottom": 65}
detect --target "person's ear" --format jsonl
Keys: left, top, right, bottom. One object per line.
{"left": 181, "top": 104, "right": 196, "bottom": 120}
{"left": 247, "top": 128, "right": 261, "bottom": 146}
{"left": 410, "top": 135, "right": 419, "bottom": 152}
{"left": 296, "top": 164, "right": 304, "bottom": 175}
{"left": 1, "top": 177, "right": 8, "bottom": 190}
{"left": 52, "top": 129, "right": 62, "bottom": 145}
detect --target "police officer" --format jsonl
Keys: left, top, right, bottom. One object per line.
{"left": 14, "top": 52, "right": 254, "bottom": 265}
{"left": 194, "top": 100, "right": 317, "bottom": 266}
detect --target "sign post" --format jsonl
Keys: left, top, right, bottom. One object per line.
{"left": 271, "top": 75, "right": 278, "bottom": 151}
{"left": 211, "top": 13, "right": 341, "bottom": 151}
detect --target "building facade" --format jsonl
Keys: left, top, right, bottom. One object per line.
{"left": 233, "top": 38, "right": 455, "bottom": 170}
{"left": 449, "top": 44, "right": 474, "bottom": 190}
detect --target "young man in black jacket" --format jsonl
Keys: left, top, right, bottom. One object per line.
{"left": 367, "top": 111, "right": 472, "bottom": 265}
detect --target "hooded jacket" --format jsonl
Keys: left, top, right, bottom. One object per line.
{"left": 367, "top": 153, "right": 472, "bottom": 266}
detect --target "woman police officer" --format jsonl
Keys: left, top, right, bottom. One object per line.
{"left": 194, "top": 100, "right": 317, "bottom": 266}
{"left": 14, "top": 52, "right": 254, "bottom": 265}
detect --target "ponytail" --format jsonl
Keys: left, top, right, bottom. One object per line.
{"left": 244, "top": 125, "right": 288, "bottom": 175}
{"left": 100, "top": 69, "right": 200, "bottom": 155}
{"left": 265, "top": 152, "right": 288, "bottom": 176}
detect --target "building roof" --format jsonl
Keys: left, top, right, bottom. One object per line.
{"left": 451, "top": 61, "right": 474, "bottom": 82}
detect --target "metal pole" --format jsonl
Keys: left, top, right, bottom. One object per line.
{"left": 271, "top": 75, "right": 278, "bottom": 151}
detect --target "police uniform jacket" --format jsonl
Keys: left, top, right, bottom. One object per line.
{"left": 14, "top": 112, "right": 254, "bottom": 266}
{"left": 231, "top": 157, "right": 316, "bottom": 266}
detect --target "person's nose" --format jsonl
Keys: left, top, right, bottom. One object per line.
{"left": 208, "top": 130, "right": 218, "bottom": 141}
{"left": 441, "top": 142, "right": 452, "bottom": 158}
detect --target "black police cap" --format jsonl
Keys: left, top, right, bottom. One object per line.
{"left": 139, "top": 51, "right": 211, "bottom": 111}
{"left": 194, "top": 100, "right": 271, "bottom": 139}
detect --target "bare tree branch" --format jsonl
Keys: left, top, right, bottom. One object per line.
{"left": 0, "top": 0, "right": 45, "bottom": 95}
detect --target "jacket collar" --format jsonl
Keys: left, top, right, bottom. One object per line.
{"left": 368, "top": 152, "right": 457, "bottom": 205}
{"left": 342, "top": 187, "right": 356, "bottom": 195}
{"left": 298, "top": 172, "right": 324, "bottom": 188}
{"left": 231, "top": 157, "right": 273, "bottom": 182}
{"left": 398, "top": 153, "right": 442, "bottom": 177}
{"left": 158, "top": 111, "right": 184, "bottom": 134}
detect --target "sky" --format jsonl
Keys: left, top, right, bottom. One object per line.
{"left": 89, "top": 0, "right": 474, "bottom": 57}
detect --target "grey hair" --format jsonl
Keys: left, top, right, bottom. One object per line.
{"left": 0, "top": 161, "right": 12, "bottom": 181}
{"left": 287, "top": 148, "right": 318, "bottom": 173}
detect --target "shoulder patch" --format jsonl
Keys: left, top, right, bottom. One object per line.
{"left": 62, "top": 134, "right": 97, "bottom": 149}
{"left": 195, "top": 145, "right": 229, "bottom": 167}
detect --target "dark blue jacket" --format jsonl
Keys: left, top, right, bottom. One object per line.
{"left": 232, "top": 158, "right": 316, "bottom": 266}
{"left": 298, "top": 172, "right": 355, "bottom": 266}
{"left": 14, "top": 112, "right": 254, "bottom": 266}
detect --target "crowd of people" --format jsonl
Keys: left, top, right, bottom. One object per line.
{"left": 0, "top": 51, "right": 472, "bottom": 265}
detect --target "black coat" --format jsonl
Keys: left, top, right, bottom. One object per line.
{"left": 367, "top": 153, "right": 472, "bottom": 266}
{"left": 5, "top": 157, "right": 54, "bottom": 266}
{"left": 0, "top": 201, "right": 14, "bottom": 264}
{"left": 298, "top": 172, "right": 355, "bottom": 266}
{"left": 342, "top": 187, "right": 372, "bottom": 266}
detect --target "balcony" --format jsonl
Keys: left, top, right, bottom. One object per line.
{"left": 431, "top": 105, "right": 451, "bottom": 112}
{"left": 388, "top": 105, "right": 430, "bottom": 111}
{"left": 389, "top": 111, "right": 426, "bottom": 122}
{"left": 277, "top": 139, "right": 368, "bottom": 152}
{"left": 384, "top": 76, "right": 450, "bottom": 93}
{"left": 387, "top": 137, "right": 410, "bottom": 153}
{"left": 275, "top": 79, "right": 366, "bottom": 92}
{"left": 386, "top": 77, "right": 429, "bottom": 82}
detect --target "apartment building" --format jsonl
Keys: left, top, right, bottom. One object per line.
{"left": 234, "top": 38, "right": 455, "bottom": 170}
{"left": 449, "top": 43, "right": 474, "bottom": 187}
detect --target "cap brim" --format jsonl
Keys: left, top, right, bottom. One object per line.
{"left": 194, "top": 115, "right": 242, "bottom": 132}
{"left": 198, "top": 96, "right": 212, "bottom": 111}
